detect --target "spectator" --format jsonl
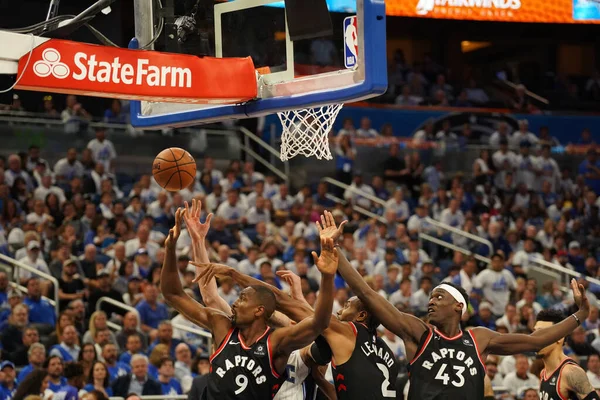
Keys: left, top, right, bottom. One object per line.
{"left": 465, "top": 79, "right": 489, "bottom": 105}
{"left": 8, "top": 326, "right": 40, "bottom": 367}
{"left": 45, "top": 356, "right": 67, "bottom": 393}
{"left": 12, "top": 368, "right": 49, "bottom": 400}
{"left": 502, "top": 354, "right": 539, "bottom": 397}
{"left": 473, "top": 253, "right": 517, "bottom": 317}
{"left": 87, "top": 128, "right": 117, "bottom": 172}
{"left": 49, "top": 325, "right": 81, "bottom": 361}
{"left": 586, "top": 353, "right": 600, "bottom": 388}
{"left": 337, "top": 118, "right": 356, "bottom": 138}
{"left": 344, "top": 173, "right": 375, "bottom": 209}
{"left": 42, "top": 95, "right": 59, "bottom": 117}
{"left": 0, "top": 360, "right": 17, "bottom": 399}
{"left": 334, "top": 135, "right": 356, "bottom": 187}
{"left": 512, "top": 84, "right": 531, "bottom": 112}
{"left": 58, "top": 259, "right": 85, "bottom": 311}
{"left": 567, "top": 326, "right": 598, "bottom": 356}
{"left": 88, "top": 273, "right": 124, "bottom": 319}
{"left": 395, "top": 85, "right": 422, "bottom": 106}
{"left": 82, "top": 312, "right": 118, "bottom": 348}
{"left": 429, "top": 74, "right": 454, "bottom": 101}
{"left": 356, "top": 117, "right": 379, "bottom": 138}
{"left": 54, "top": 148, "right": 85, "bottom": 185}
{"left": 101, "top": 343, "right": 130, "bottom": 382}
{"left": 148, "top": 321, "right": 193, "bottom": 359}
{"left": 135, "top": 285, "right": 169, "bottom": 335}
{"left": 0, "top": 303, "right": 29, "bottom": 353}
{"left": 512, "top": 238, "right": 543, "bottom": 275}
{"left": 174, "top": 343, "right": 193, "bottom": 384}
{"left": 410, "top": 277, "right": 433, "bottom": 316}
{"left": 17, "top": 343, "right": 47, "bottom": 383}
{"left": 111, "top": 355, "right": 161, "bottom": 397}
{"left": 79, "top": 343, "right": 98, "bottom": 382}
{"left": 5, "top": 154, "right": 33, "bottom": 190}
{"left": 157, "top": 358, "right": 182, "bottom": 395}
{"left": 116, "top": 312, "right": 148, "bottom": 351}
{"left": 103, "top": 99, "right": 127, "bottom": 124}
{"left": 119, "top": 333, "right": 144, "bottom": 366}
{"left": 474, "top": 302, "right": 496, "bottom": 330}
{"left": 61, "top": 95, "right": 91, "bottom": 134}
{"left": 23, "top": 278, "right": 56, "bottom": 329}
{"left": 83, "top": 361, "right": 113, "bottom": 397}
{"left": 579, "top": 148, "right": 600, "bottom": 196}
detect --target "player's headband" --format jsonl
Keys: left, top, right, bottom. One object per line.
{"left": 434, "top": 283, "right": 467, "bottom": 316}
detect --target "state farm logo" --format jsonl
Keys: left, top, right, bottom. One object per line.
{"left": 34, "top": 48, "right": 70, "bottom": 79}
{"left": 416, "top": 0, "right": 522, "bottom": 16}
{"left": 31, "top": 49, "right": 192, "bottom": 88}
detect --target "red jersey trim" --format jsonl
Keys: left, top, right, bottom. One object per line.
{"left": 267, "top": 333, "right": 281, "bottom": 379}
{"left": 409, "top": 329, "right": 433, "bottom": 366}
{"left": 238, "top": 326, "right": 270, "bottom": 350}
{"left": 467, "top": 330, "right": 486, "bottom": 372}
{"left": 349, "top": 322, "right": 358, "bottom": 337}
{"left": 556, "top": 359, "right": 576, "bottom": 400}
{"left": 209, "top": 328, "right": 234, "bottom": 363}
{"left": 434, "top": 328, "right": 463, "bottom": 341}
{"left": 542, "top": 357, "right": 574, "bottom": 382}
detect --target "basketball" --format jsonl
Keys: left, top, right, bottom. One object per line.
{"left": 152, "top": 148, "right": 197, "bottom": 191}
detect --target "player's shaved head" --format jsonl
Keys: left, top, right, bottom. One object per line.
{"left": 249, "top": 285, "right": 276, "bottom": 319}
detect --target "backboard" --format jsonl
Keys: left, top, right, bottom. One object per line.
{"left": 130, "top": 0, "right": 386, "bottom": 128}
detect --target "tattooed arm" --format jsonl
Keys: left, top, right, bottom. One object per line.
{"left": 562, "top": 364, "right": 597, "bottom": 399}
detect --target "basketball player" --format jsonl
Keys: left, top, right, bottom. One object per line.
{"left": 317, "top": 211, "right": 590, "bottom": 400}
{"left": 535, "top": 309, "right": 599, "bottom": 400}
{"left": 182, "top": 199, "right": 335, "bottom": 400}
{"left": 195, "top": 215, "right": 399, "bottom": 400}
{"left": 160, "top": 208, "right": 337, "bottom": 399}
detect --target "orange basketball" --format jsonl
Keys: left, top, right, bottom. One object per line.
{"left": 152, "top": 148, "right": 197, "bottom": 191}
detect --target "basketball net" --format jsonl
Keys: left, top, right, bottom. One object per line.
{"left": 277, "top": 103, "right": 343, "bottom": 162}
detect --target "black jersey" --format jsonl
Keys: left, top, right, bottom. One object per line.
{"left": 539, "top": 358, "right": 579, "bottom": 400}
{"left": 204, "top": 326, "right": 286, "bottom": 400}
{"left": 407, "top": 328, "right": 486, "bottom": 400}
{"left": 332, "top": 322, "right": 398, "bottom": 400}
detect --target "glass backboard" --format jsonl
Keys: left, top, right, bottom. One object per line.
{"left": 130, "top": 0, "right": 386, "bottom": 128}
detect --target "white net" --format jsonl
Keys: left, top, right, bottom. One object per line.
{"left": 277, "top": 103, "right": 344, "bottom": 162}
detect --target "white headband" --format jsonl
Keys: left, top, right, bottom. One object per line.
{"left": 434, "top": 283, "right": 467, "bottom": 316}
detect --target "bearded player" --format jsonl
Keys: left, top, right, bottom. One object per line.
{"left": 195, "top": 211, "right": 399, "bottom": 400}
{"left": 319, "top": 210, "right": 590, "bottom": 400}
{"left": 182, "top": 199, "right": 335, "bottom": 400}
{"left": 535, "top": 309, "right": 598, "bottom": 400}
{"left": 160, "top": 208, "right": 337, "bottom": 399}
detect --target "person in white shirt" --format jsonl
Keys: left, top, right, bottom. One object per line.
{"left": 515, "top": 288, "right": 543, "bottom": 315}
{"left": 439, "top": 199, "right": 465, "bottom": 229}
{"left": 90, "top": 163, "right": 122, "bottom": 197}
{"left": 34, "top": 175, "right": 66, "bottom": 204}
{"left": 385, "top": 189, "right": 410, "bottom": 223}
{"left": 216, "top": 245, "right": 238, "bottom": 271}
{"left": 87, "top": 128, "right": 117, "bottom": 172}
{"left": 586, "top": 353, "right": 600, "bottom": 388}
{"left": 5, "top": 154, "right": 33, "bottom": 191}
{"left": 343, "top": 174, "right": 375, "bottom": 209}
{"left": 216, "top": 189, "right": 247, "bottom": 224}
{"left": 125, "top": 225, "right": 160, "bottom": 260}
{"left": 337, "top": 117, "right": 356, "bottom": 138}
{"left": 380, "top": 328, "right": 406, "bottom": 362}
{"left": 26, "top": 145, "right": 51, "bottom": 173}
{"left": 271, "top": 184, "right": 295, "bottom": 212}
{"left": 512, "top": 238, "right": 543, "bottom": 275}
{"left": 495, "top": 304, "right": 519, "bottom": 333}
{"left": 263, "top": 175, "right": 279, "bottom": 199}
{"left": 492, "top": 139, "right": 517, "bottom": 186}
{"left": 16, "top": 240, "right": 50, "bottom": 284}
{"left": 511, "top": 120, "right": 538, "bottom": 149}
{"left": 410, "top": 276, "right": 433, "bottom": 315}
{"left": 205, "top": 184, "right": 225, "bottom": 213}
{"left": 53, "top": 148, "right": 85, "bottom": 184}
{"left": 237, "top": 247, "right": 260, "bottom": 276}
{"left": 241, "top": 161, "right": 265, "bottom": 187}
{"left": 245, "top": 196, "right": 271, "bottom": 225}
{"left": 349, "top": 247, "right": 375, "bottom": 276}
{"left": 26, "top": 200, "right": 51, "bottom": 227}
{"left": 514, "top": 142, "right": 539, "bottom": 190}
{"left": 537, "top": 145, "right": 560, "bottom": 191}
{"left": 450, "top": 257, "right": 477, "bottom": 295}
{"left": 201, "top": 157, "right": 224, "bottom": 186}
{"left": 473, "top": 252, "right": 517, "bottom": 316}
{"left": 412, "top": 120, "right": 435, "bottom": 144}
{"left": 356, "top": 117, "right": 379, "bottom": 138}
{"left": 502, "top": 354, "right": 539, "bottom": 397}
{"left": 488, "top": 121, "right": 512, "bottom": 148}
{"left": 255, "top": 242, "right": 284, "bottom": 271}
{"left": 292, "top": 213, "right": 318, "bottom": 241}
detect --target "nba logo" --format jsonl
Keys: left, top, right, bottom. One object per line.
{"left": 344, "top": 16, "right": 358, "bottom": 69}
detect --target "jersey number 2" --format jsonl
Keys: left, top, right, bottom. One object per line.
{"left": 435, "top": 363, "right": 465, "bottom": 387}
{"left": 376, "top": 363, "right": 397, "bottom": 398}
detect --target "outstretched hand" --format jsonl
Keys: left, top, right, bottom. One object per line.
{"left": 316, "top": 210, "right": 347, "bottom": 242}
{"left": 572, "top": 278, "right": 590, "bottom": 318}
{"left": 276, "top": 270, "right": 303, "bottom": 300}
{"left": 165, "top": 207, "right": 183, "bottom": 249}
{"left": 191, "top": 262, "right": 233, "bottom": 286}
{"left": 183, "top": 199, "right": 213, "bottom": 241}
{"left": 312, "top": 237, "right": 339, "bottom": 276}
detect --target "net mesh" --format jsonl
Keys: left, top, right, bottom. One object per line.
{"left": 277, "top": 103, "right": 344, "bottom": 162}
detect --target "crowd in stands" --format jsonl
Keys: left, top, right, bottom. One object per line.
{"left": 0, "top": 91, "right": 599, "bottom": 400}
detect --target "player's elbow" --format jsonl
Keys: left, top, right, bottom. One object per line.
{"left": 312, "top": 315, "right": 331, "bottom": 334}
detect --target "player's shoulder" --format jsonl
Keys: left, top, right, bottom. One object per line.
{"left": 562, "top": 360, "right": 586, "bottom": 376}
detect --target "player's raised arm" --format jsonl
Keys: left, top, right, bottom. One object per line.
{"left": 318, "top": 211, "right": 428, "bottom": 347}
{"left": 475, "top": 279, "right": 590, "bottom": 355}
{"left": 270, "top": 237, "right": 337, "bottom": 355}
{"left": 160, "top": 208, "right": 231, "bottom": 343}
{"left": 183, "top": 199, "right": 231, "bottom": 314}
{"left": 192, "top": 261, "right": 315, "bottom": 322}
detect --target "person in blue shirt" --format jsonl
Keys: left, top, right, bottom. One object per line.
{"left": 579, "top": 148, "right": 600, "bottom": 195}
{"left": 45, "top": 356, "right": 67, "bottom": 393}
{"left": 82, "top": 361, "right": 113, "bottom": 398}
{"left": 0, "top": 272, "right": 9, "bottom": 312}
{"left": 135, "top": 285, "right": 169, "bottom": 334}
{"left": 118, "top": 333, "right": 144, "bottom": 366}
{"left": 52, "top": 362, "right": 85, "bottom": 400}
{"left": 17, "top": 343, "right": 47, "bottom": 383}
{"left": 147, "top": 321, "right": 197, "bottom": 359}
{"left": 156, "top": 358, "right": 182, "bottom": 395}
{"left": 23, "top": 278, "right": 56, "bottom": 328}
{"left": 100, "top": 343, "right": 130, "bottom": 383}
{"left": 0, "top": 361, "right": 17, "bottom": 400}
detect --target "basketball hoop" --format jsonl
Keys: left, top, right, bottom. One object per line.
{"left": 277, "top": 103, "right": 343, "bottom": 162}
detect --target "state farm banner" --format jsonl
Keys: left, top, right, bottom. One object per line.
{"left": 16, "top": 39, "right": 257, "bottom": 103}
{"left": 387, "top": 0, "right": 600, "bottom": 23}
